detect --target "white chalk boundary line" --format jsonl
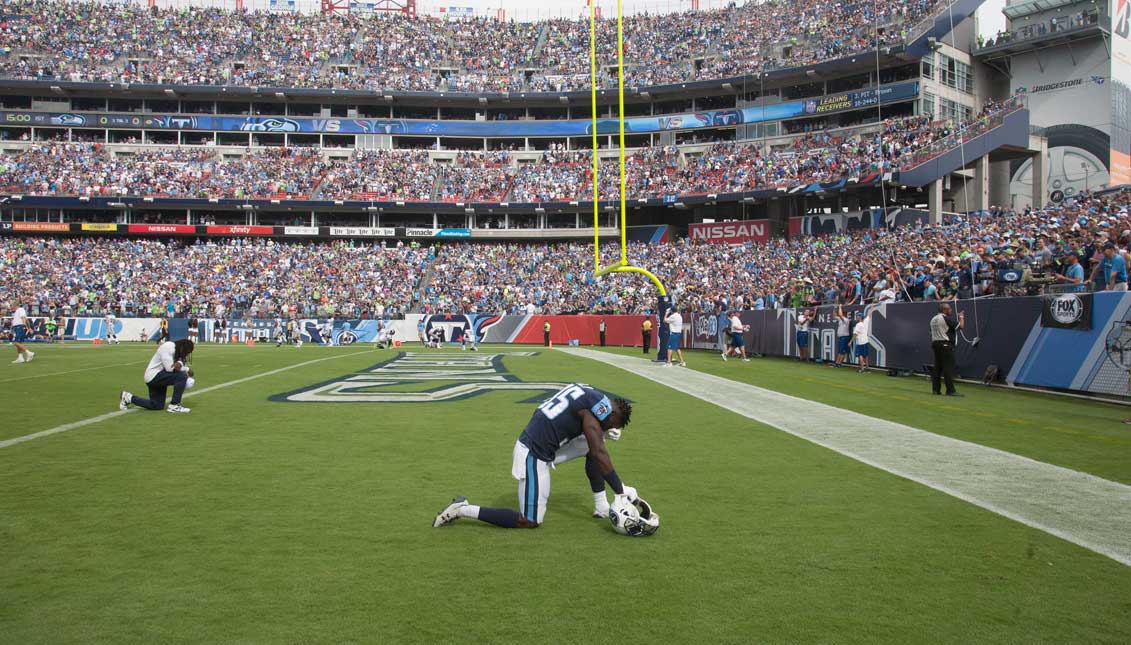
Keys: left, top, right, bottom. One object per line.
{"left": 566, "top": 348, "right": 1131, "bottom": 568}
{"left": 0, "top": 349, "right": 377, "bottom": 450}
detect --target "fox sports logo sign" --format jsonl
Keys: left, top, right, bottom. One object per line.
{"left": 1051, "top": 294, "right": 1084, "bottom": 325}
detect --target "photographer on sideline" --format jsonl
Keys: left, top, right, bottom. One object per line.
{"left": 930, "top": 302, "right": 964, "bottom": 397}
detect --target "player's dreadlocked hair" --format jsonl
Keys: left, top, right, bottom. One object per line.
{"left": 613, "top": 398, "right": 632, "bottom": 427}
{"left": 173, "top": 339, "right": 195, "bottom": 363}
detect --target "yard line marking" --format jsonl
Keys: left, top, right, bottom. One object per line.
{"left": 0, "top": 349, "right": 377, "bottom": 450}
{"left": 567, "top": 348, "right": 1131, "bottom": 567}
{"left": 0, "top": 361, "right": 145, "bottom": 383}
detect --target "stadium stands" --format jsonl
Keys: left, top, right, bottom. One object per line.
{"left": 0, "top": 99, "right": 1022, "bottom": 202}
{"left": 0, "top": 0, "right": 947, "bottom": 92}
{"left": 4, "top": 189, "right": 1127, "bottom": 319}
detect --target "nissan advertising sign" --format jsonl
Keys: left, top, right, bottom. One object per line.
{"left": 688, "top": 219, "right": 769, "bottom": 244}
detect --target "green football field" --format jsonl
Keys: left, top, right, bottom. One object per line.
{"left": 2, "top": 342, "right": 1130, "bottom": 643}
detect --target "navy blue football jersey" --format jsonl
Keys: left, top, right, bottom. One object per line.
{"left": 519, "top": 384, "right": 613, "bottom": 461}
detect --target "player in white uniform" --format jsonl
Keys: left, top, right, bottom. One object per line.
{"left": 375, "top": 326, "right": 397, "bottom": 349}
{"left": 460, "top": 326, "right": 478, "bottom": 351}
{"left": 104, "top": 312, "right": 120, "bottom": 344}
{"left": 273, "top": 318, "right": 285, "bottom": 347}
{"left": 120, "top": 339, "right": 194, "bottom": 414}
{"left": 9, "top": 302, "right": 34, "bottom": 363}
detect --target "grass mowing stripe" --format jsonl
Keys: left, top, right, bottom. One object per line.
{"left": 0, "top": 361, "right": 146, "bottom": 383}
{"left": 566, "top": 347, "right": 1131, "bottom": 567}
{"left": 0, "top": 349, "right": 377, "bottom": 450}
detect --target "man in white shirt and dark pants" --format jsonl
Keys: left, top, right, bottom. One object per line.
{"left": 120, "top": 339, "right": 195, "bottom": 413}
{"left": 664, "top": 310, "right": 686, "bottom": 367}
{"left": 9, "top": 301, "right": 34, "bottom": 364}
{"left": 853, "top": 309, "right": 873, "bottom": 372}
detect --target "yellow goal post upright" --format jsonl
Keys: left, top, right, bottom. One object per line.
{"left": 587, "top": 0, "right": 673, "bottom": 358}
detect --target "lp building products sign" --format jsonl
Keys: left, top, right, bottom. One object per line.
{"left": 1040, "top": 293, "right": 1093, "bottom": 329}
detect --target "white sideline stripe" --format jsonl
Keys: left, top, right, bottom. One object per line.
{"left": 0, "top": 361, "right": 145, "bottom": 383}
{"left": 0, "top": 349, "right": 377, "bottom": 450}
{"left": 566, "top": 348, "right": 1131, "bottom": 567}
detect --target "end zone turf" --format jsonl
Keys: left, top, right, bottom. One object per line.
{"left": 1, "top": 344, "right": 1129, "bottom": 642}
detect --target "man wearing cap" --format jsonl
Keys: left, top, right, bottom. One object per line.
{"left": 930, "top": 303, "right": 964, "bottom": 396}
{"left": 1092, "top": 243, "right": 1128, "bottom": 291}
{"left": 1055, "top": 252, "right": 1085, "bottom": 292}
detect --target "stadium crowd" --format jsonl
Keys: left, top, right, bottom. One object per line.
{"left": 0, "top": 99, "right": 1022, "bottom": 201}
{"left": 1, "top": 236, "right": 430, "bottom": 319}
{"left": 0, "top": 0, "right": 946, "bottom": 92}
{"left": 4, "top": 189, "right": 1129, "bottom": 320}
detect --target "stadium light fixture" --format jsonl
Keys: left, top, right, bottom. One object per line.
{"left": 271, "top": 199, "right": 281, "bottom": 205}
{"left": 637, "top": 198, "right": 647, "bottom": 204}
{"left": 208, "top": 198, "right": 219, "bottom": 204}
{"left": 143, "top": 197, "right": 154, "bottom": 203}
{"left": 559, "top": 96, "right": 569, "bottom": 104}
{"left": 79, "top": 196, "right": 90, "bottom": 202}
{"left": 275, "top": 92, "right": 286, "bottom": 100}
{"left": 240, "top": 204, "right": 255, "bottom": 210}
{"left": 535, "top": 207, "right": 545, "bottom": 214}
{"left": 722, "top": 83, "right": 734, "bottom": 91}
{"left": 164, "top": 89, "right": 176, "bottom": 97}
{"left": 396, "top": 201, "right": 405, "bottom": 206}
{"left": 478, "top": 97, "right": 487, "bottom": 105}
{"left": 465, "top": 208, "right": 475, "bottom": 214}
{"left": 108, "top": 202, "right": 126, "bottom": 208}
{"left": 674, "top": 202, "right": 687, "bottom": 209}
{"left": 383, "top": 95, "right": 394, "bottom": 102}
{"left": 569, "top": 200, "right": 579, "bottom": 206}
{"left": 50, "top": 85, "right": 63, "bottom": 94}
{"left": 499, "top": 202, "right": 509, "bottom": 207}
{"left": 334, "top": 200, "right": 344, "bottom": 206}
{"left": 366, "top": 206, "right": 380, "bottom": 212}
{"left": 743, "top": 197, "right": 755, "bottom": 203}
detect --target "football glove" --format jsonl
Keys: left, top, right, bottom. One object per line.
{"left": 621, "top": 485, "right": 638, "bottom": 502}
{"left": 605, "top": 428, "right": 622, "bottom": 441}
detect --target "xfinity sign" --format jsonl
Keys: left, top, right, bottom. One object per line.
{"left": 688, "top": 219, "right": 769, "bottom": 244}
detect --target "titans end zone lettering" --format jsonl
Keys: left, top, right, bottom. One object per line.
{"left": 270, "top": 352, "right": 568, "bottom": 403}
{"left": 688, "top": 220, "right": 769, "bottom": 244}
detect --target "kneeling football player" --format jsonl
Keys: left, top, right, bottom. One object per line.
{"left": 119, "top": 339, "right": 194, "bottom": 414}
{"left": 433, "top": 383, "right": 639, "bottom": 529}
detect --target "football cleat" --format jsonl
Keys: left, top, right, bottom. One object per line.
{"left": 166, "top": 404, "right": 191, "bottom": 414}
{"left": 433, "top": 496, "right": 468, "bottom": 528}
{"left": 12, "top": 355, "right": 25, "bottom": 363}
{"left": 119, "top": 391, "right": 132, "bottom": 410}
{"left": 25, "top": 351, "right": 34, "bottom": 362}
{"left": 720, "top": 352, "right": 728, "bottom": 361}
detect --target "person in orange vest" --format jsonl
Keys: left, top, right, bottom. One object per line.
{"left": 543, "top": 320, "right": 551, "bottom": 347}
